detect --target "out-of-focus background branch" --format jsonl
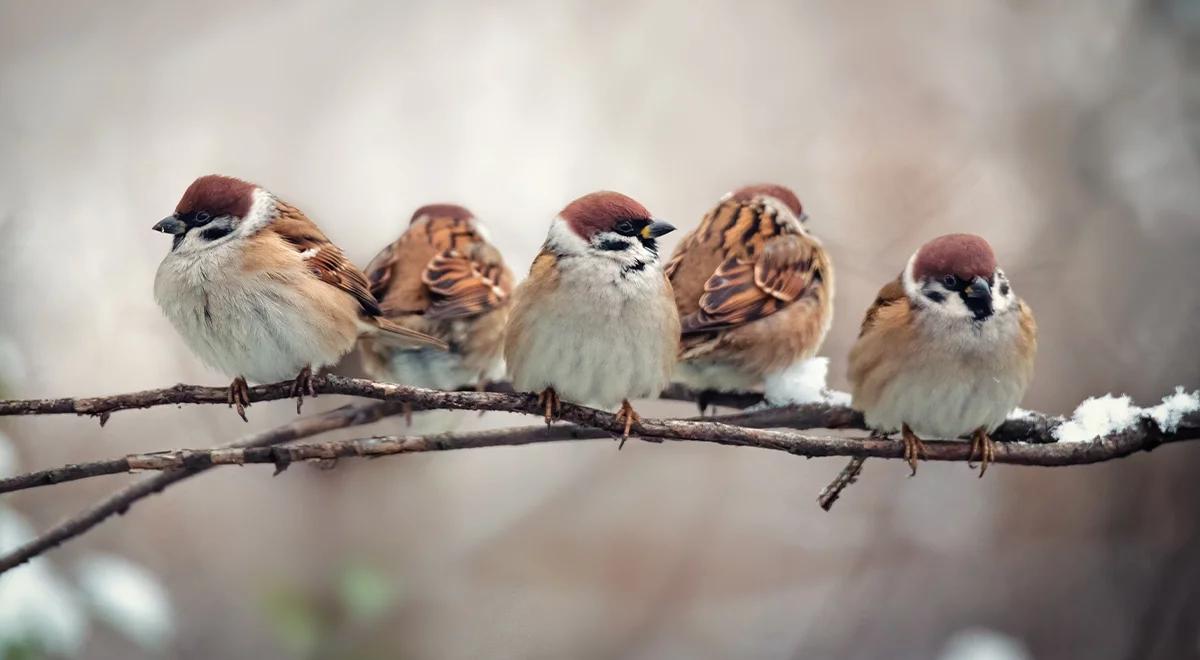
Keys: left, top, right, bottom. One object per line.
{"left": 1, "top": 1, "right": 1198, "bottom": 658}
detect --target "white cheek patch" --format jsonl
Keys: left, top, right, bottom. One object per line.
{"left": 236, "top": 188, "right": 277, "bottom": 238}
{"left": 991, "top": 269, "right": 1016, "bottom": 313}
{"left": 545, "top": 217, "right": 588, "bottom": 257}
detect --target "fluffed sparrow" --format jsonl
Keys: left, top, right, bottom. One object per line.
{"left": 359, "top": 203, "right": 513, "bottom": 391}
{"left": 665, "top": 184, "right": 834, "bottom": 409}
{"left": 847, "top": 233, "right": 1036, "bottom": 475}
{"left": 504, "top": 191, "right": 680, "bottom": 442}
{"left": 152, "top": 174, "right": 446, "bottom": 420}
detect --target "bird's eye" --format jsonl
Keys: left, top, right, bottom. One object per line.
{"left": 615, "top": 220, "right": 635, "bottom": 235}
{"left": 942, "top": 274, "right": 958, "bottom": 289}
{"left": 195, "top": 211, "right": 211, "bottom": 224}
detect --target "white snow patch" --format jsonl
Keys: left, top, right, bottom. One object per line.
{"left": 77, "top": 554, "right": 174, "bottom": 650}
{"left": 824, "top": 388, "right": 852, "bottom": 407}
{"left": 1054, "top": 387, "right": 1199, "bottom": 443}
{"left": 765, "top": 357, "right": 828, "bottom": 405}
{"left": 0, "top": 508, "right": 88, "bottom": 655}
{"left": 1006, "top": 407, "right": 1037, "bottom": 421}
{"left": 763, "top": 357, "right": 851, "bottom": 407}
{"left": 938, "top": 628, "right": 1032, "bottom": 660}
{"left": 1146, "top": 386, "right": 1199, "bottom": 433}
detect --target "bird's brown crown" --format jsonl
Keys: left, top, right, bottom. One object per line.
{"left": 913, "top": 233, "right": 997, "bottom": 281}
{"left": 410, "top": 203, "right": 474, "bottom": 224}
{"left": 561, "top": 191, "right": 651, "bottom": 238}
{"left": 731, "top": 184, "right": 803, "bottom": 217}
{"left": 175, "top": 175, "right": 256, "bottom": 218}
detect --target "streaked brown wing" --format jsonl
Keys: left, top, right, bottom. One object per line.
{"left": 680, "top": 234, "right": 823, "bottom": 334}
{"left": 859, "top": 275, "right": 906, "bottom": 337}
{"left": 421, "top": 247, "right": 510, "bottom": 320}
{"left": 364, "top": 239, "right": 401, "bottom": 303}
{"left": 272, "top": 203, "right": 382, "bottom": 317}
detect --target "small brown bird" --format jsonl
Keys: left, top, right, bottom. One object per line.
{"left": 359, "top": 204, "right": 513, "bottom": 390}
{"left": 847, "top": 233, "right": 1037, "bottom": 475}
{"left": 152, "top": 175, "right": 446, "bottom": 420}
{"left": 504, "top": 191, "right": 680, "bottom": 441}
{"left": 665, "top": 184, "right": 834, "bottom": 408}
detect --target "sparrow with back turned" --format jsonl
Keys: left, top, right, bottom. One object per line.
{"left": 504, "top": 191, "right": 680, "bottom": 443}
{"left": 152, "top": 175, "right": 446, "bottom": 420}
{"left": 360, "top": 203, "right": 513, "bottom": 390}
{"left": 846, "top": 233, "right": 1036, "bottom": 476}
{"left": 665, "top": 184, "right": 833, "bottom": 409}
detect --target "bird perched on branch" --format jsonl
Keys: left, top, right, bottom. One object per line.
{"left": 665, "top": 184, "right": 833, "bottom": 410}
{"left": 504, "top": 191, "right": 680, "bottom": 443}
{"left": 847, "top": 233, "right": 1036, "bottom": 475}
{"left": 359, "top": 203, "right": 513, "bottom": 391}
{"left": 152, "top": 174, "right": 446, "bottom": 420}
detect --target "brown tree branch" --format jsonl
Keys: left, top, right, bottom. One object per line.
{"left": 0, "top": 378, "right": 764, "bottom": 419}
{"left": 0, "top": 378, "right": 1194, "bottom": 575}
{"left": 3, "top": 406, "right": 1197, "bottom": 499}
{"left": 0, "top": 406, "right": 802, "bottom": 495}
{"left": 0, "top": 375, "right": 1068, "bottom": 444}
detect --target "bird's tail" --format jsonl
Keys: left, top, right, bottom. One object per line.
{"left": 369, "top": 318, "right": 448, "bottom": 351}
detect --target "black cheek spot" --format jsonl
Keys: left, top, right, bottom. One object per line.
{"left": 621, "top": 260, "right": 648, "bottom": 276}
{"left": 925, "top": 290, "right": 945, "bottom": 303}
{"left": 1000, "top": 282, "right": 1010, "bottom": 296}
{"left": 200, "top": 225, "right": 233, "bottom": 242}
{"left": 598, "top": 238, "right": 630, "bottom": 251}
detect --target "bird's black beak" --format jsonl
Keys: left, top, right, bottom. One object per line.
{"left": 965, "top": 275, "right": 992, "bottom": 301}
{"left": 641, "top": 220, "right": 676, "bottom": 239}
{"left": 152, "top": 215, "right": 187, "bottom": 235}
{"left": 964, "top": 275, "right": 993, "bottom": 321}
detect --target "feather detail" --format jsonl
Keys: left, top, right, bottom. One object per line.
{"left": 680, "top": 234, "right": 825, "bottom": 334}
{"left": 422, "top": 248, "right": 510, "bottom": 320}
{"left": 270, "top": 203, "right": 382, "bottom": 318}
{"left": 371, "top": 317, "right": 449, "bottom": 350}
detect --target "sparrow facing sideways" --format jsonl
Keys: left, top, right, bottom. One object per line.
{"left": 359, "top": 204, "right": 513, "bottom": 390}
{"left": 504, "top": 191, "right": 680, "bottom": 441}
{"left": 665, "top": 184, "right": 834, "bottom": 409}
{"left": 153, "top": 174, "right": 446, "bottom": 420}
{"left": 847, "top": 233, "right": 1036, "bottom": 475}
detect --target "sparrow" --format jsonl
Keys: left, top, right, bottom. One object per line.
{"left": 359, "top": 203, "right": 513, "bottom": 391}
{"left": 152, "top": 174, "right": 446, "bottom": 420}
{"left": 504, "top": 191, "right": 680, "bottom": 443}
{"left": 846, "top": 233, "right": 1037, "bottom": 476}
{"left": 665, "top": 184, "right": 834, "bottom": 410}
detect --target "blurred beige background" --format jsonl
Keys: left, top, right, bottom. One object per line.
{"left": 1, "top": 0, "right": 1199, "bottom": 658}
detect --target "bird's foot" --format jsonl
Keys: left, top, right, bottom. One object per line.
{"left": 615, "top": 399, "right": 642, "bottom": 450}
{"left": 901, "top": 424, "right": 927, "bottom": 476}
{"left": 968, "top": 427, "right": 995, "bottom": 477}
{"left": 697, "top": 390, "right": 716, "bottom": 417}
{"left": 227, "top": 376, "right": 251, "bottom": 422}
{"left": 289, "top": 366, "right": 318, "bottom": 414}
{"left": 537, "top": 388, "right": 561, "bottom": 427}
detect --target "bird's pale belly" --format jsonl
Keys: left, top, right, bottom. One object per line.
{"left": 510, "top": 290, "right": 674, "bottom": 409}
{"left": 864, "top": 362, "right": 1023, "bottom": 439}
{"left": 155, "top": 271, "right": 353, "bottom": 384}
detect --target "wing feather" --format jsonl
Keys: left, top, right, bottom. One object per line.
{"left": 680, "top": 234, "right": 824, "bottom": 334}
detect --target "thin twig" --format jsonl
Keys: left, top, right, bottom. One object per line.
{"left": 0, "top": 400, "right": 405, "bottom": 573}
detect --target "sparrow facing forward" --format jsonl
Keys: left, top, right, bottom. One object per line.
{"left": 504, "top": 191, "right": 680, "bottom": 442}
{"left": 152, "top": 174, "right": 446, "bottom": 419}
{"left": 665, "top": 184, "right": 834, "bottom": 409}
{"left": 359, "top": 204, "right": 513, "bottom": 391}
{"left": 847, "top": 233, "right": 1037, "bottom": 475}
